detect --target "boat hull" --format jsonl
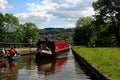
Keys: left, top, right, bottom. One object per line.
{"left": 35, "top": 52, "right": 55, "bottom": 60}
{"left": 35, "top": 48, "right": 69, "bottom": 60}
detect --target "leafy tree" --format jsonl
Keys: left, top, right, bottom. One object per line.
{"left": 93, "top": 0, "right": 120, "bottom": 46}
{"left": 0, "top": 12, "right": 40, "bottom": 45}
{"left": 74, "top": 17, "right": 93, "bottom": 46}
{"left": 23, "top": 22, "right": 39, "bottom": 44}
{"left": 13, "top": 24, "right": 24, "bottom": 43}
{"left": 0, "top": 13, "right": 7, "bottom": 42}
{"left": 3, "top": 13, "right": 19, "bottom": 42}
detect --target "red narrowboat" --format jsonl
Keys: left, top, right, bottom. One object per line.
{"left": 36, "top": 39, "right": 69, "bottom": 59}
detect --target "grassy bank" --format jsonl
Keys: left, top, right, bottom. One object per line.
{"left": 72, "top": 46, "right": 120, "bottom": 80}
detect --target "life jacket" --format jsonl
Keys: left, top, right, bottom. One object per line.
{"left": 10, "top": 49, "right": 15, "bottom": 54}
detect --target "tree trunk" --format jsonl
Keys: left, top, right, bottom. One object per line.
{"left": 114, "top": 14, "right": 120, "bottom": 47}
{"left": 115, "top": 34, "right": 120, "bottom": 47}
{"left": 117, "top": 17, "right": 120, "bottom": 47}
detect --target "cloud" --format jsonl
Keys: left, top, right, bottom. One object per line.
{"left": 26, "top": 2, "right": 58, "bottom": 13}
{"left": 0, "top": 0, "right": 7, "bottom": 10}
{"left": 47, "top": 0, "right": 95, "bottom": 21}
{"left": 60, "top": 24, "right": 75, "bottom": 28}
{"left": 25, "top": 0, "right": 95, "bottom": 21}
{"left": 15, "top": 1, "right": 57, "bottom": 25}
{"left": 25, "top": 0, "right": 81, "bottom": 22}
{"left": 15, "top": 0, "right": 96, "bottom": 28}
{"left": 0, "top": 0, "right": 12, "bottom": 10}
{"left": 15, "top": 12, "right": 55, "bottom": 24}
{"left": 45, "top": 24, "right": 75, "bottom": 29}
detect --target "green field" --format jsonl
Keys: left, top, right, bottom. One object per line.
{"left": 72, "top": 46, "right": 120, "bottom": 80}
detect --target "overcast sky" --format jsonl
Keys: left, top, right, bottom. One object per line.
{"left": 0, "top": 0, "right": 97, "bottom": 29}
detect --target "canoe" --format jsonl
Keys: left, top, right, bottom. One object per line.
{"left": 9, "top": 54, "right": 20, "bottom": 61}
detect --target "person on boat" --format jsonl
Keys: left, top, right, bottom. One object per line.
{"left": 14, "top": 47, "right": 20, "bottom": 55}
{"left": 9, "top": 47, "right": 17, "bottom": 56}
{"left": 0, "top": 48, "right": 6, "bottom": 57}
{"left": 37, "top": 45, "right": 42, "bottom": 51}
{"left": 37, "top": 44, "right": 46, "bottom": 51}
{"left": 2, "top": 48, "right": 5, "bottom": 55}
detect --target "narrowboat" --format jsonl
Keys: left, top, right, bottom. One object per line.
{"left": 36, "top": 38, "right": 69, "bottom": 59}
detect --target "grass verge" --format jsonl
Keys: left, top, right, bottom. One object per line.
{"left": 72, "top": 46, "right": 120, "bottom": 80}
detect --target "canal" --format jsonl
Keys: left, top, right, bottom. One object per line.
{"left": 0, "top": 49, "right": 91, "bottom": 80}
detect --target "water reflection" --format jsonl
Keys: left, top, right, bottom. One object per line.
{"left": 17, "top": 54, "right": 36, "bottom": 71}
{"left": 0, "top": 59, "right": 9, "bottom": 80}
{"left": 36, "top": 56, "right": 68, "bottom": 76}
{"left": 0, "top": 59, "right": 8, "bottom": 73}
{"left": 9, "top": 62, "right": 16, "bottom": 72}
{"left": 0, "top": 50, "right": 91, "bottom": 80}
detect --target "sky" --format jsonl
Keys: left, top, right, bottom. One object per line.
{"left": 0, "top": 0, "right": 97, "bottom": 29}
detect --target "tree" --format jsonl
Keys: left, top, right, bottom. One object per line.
{"left": 3, "top": 13, "right": 19, "bottom": 42}
{"left": 93, "top": 0, "right": 120, "bottom": 46}
{"left": 12, "top": 24, "right": 24, "bottom": 43}
{"left": 0, "top": 13, "right": 7, "bottom": 42}
{"left": 23, "top": 22, "right": 39, "bottom": 44}
{"left": 0, "top": 12, "right": 40, "bottom": 44}
{"left": 73, "top": 17, "right": 93, "bottom": 46}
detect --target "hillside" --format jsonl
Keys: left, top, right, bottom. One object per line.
{"left": 39, "top": 28, "right": 74, "bottom": 43}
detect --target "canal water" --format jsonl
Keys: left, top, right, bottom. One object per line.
{"left": 0, "top": 49, "right": 91, "bottom": 80}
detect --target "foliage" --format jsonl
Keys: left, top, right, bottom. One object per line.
{"left": 73, "top": 17, "right": 94, "bottom": 46}
{"left": 3, "top": 13, "right": 20, "bottom": 42}
{"left": 0, "top": 13, "right": 7, "bottom": 42}
{"left": 23, "top": 22, "right": 39, "bottom": 43}
{"left": 92, "top": 0, "right": 120, "bottom": 47}
{"left": 0, "top": 13, "right": 39, "bottom": 44}
{"left": 73, "top": 0, "right": 120, "bottom": 47}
